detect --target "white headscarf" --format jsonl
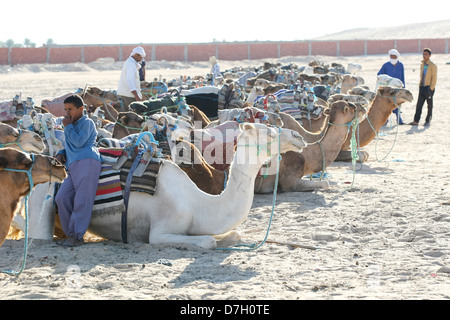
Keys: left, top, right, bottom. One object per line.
{"left": 131, "top": 46, "right": 146, "bottom": 58}
{"left": 389, "top": 49, "right": 400, "bottom": 65}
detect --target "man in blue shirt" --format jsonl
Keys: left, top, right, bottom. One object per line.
{"left": 377, "top": 49, "right": 405, "bottom": 124}
{"left": 55, "top": 94, "right": 101, "bottom": 247}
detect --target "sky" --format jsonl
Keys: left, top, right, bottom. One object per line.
{"left": 2, "top": 0, "right": 449, "bottom": 46}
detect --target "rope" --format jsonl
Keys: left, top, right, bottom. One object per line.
{"left": 82, "top": 86, "right": 117, "bottom": 121}
{"left": 366, "top": 102, "right": 401, "bottom": 162}
{"left": 216, "top": 128, "right": 282, "bottom": 251}
{"left": 0, "top": 154, "right": 35, "bottom": 276}
{"left": 328, "top": 112, "right": 360, "bottom": 188}
{"left": 0, "top": 129, "right": 25, "bottom": 152}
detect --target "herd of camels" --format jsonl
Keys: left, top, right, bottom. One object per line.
{"left": 0, "top": 60, "right": 413, "bottom": 249}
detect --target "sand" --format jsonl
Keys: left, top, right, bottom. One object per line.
{"left": 0, "top": 53, "right": 449, "bottom": 302}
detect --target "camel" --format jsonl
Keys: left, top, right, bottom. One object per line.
{"left": 189, "top": 105, "right": 211, "bottom": 128}
{"left": 0, "top": 148, "right": 66, "bottom": 247}
{"left": 112, "top": 112, "right": 147, "bottom": 139}
{"left": 86, "top": 123, "right": 307, "bottom": 248}
{"left": 254, "top": 100, "right": 367, "bottom": 193}
{"left": 253, "top": 90, "right": 330, "bottom": 133}
{"left": 140, "top": 81, "right": 168, "bottom": 99}
{"left": 41, "top": 87, "right": 120, "bottom": 119}
{"left": 348, "top": 86, "right": 377, "bottom": 103}
{"left": 335, "top": 86, "right": 413, "bottom": 162}
{"left": 0, "top": 123, "right": 45, "bottom": 153}
{"left": 211, "top": 107, "right": 283, "bottom": 128}
{"left": 167, "top": 136, "right": 228, "bottom": 195}
{"left": 340, "top": 74, "right": 365, "bottom": 96}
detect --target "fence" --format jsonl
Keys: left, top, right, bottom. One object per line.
{"left": 1, "top": 38, "right": 448, "bottom": 65}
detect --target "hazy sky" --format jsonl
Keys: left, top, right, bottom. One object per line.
{"left": 2, "top": 0, "right": 448, "bottom": 46}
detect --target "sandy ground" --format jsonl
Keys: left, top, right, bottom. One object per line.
{"left": 0, "top": 53, "right": 449, "bottom": 302}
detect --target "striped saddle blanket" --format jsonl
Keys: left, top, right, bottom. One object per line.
{"left": 92, "top": 148, "right": 162, "bottom": 216}
{"left": 92, "top": 149, "right": 124, "bottom": 216}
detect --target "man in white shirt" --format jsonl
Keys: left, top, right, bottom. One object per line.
{"left": 117, "top": 46, "right": 146, "bottom": 111}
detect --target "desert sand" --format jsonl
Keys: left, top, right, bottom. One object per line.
{"left": 0, "top": 52, "right": 449, "bottom": 303}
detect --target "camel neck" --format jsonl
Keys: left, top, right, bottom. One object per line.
{"left": 303, "top": 117, "right": 352, "bottom": 175}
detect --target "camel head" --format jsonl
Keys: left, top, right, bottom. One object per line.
{"left": 237, "top": 123, "right": 307, "bottom": 161}
{"left": 342, "top": 74, "right": 365, "bottom": 87}
{"left": 112, "top": 111, "right": 146, "bottom": 139}
{"left": 0, "top": 123, "right": 45, "bottom": 153}
{"left": 84, "top": 86, "right": 118, "bottom": 106}
{"left": 348, "top": 86, "right": 377, "bottom": 103}
{"left": 328, "top": 100, "right": 366, "bottom": 125}
{"left": 377, "top": 86, "right": 413, "bottom": 106}
{"left": 327, "top": 94, "right": 370, "bottom": 109}
{"left": 0, "top": 148, "right": 67, "bottom": 189}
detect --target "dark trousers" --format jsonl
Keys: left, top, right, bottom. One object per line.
{"left": 414, "top": 86, "right": 435, "bottom": 123}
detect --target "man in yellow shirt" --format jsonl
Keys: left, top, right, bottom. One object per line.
{"left": 410, "top": 48, "right": 437, "bottom": 126}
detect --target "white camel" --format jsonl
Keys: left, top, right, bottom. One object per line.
{"left": 87, "top": 123, "right": 307, "bottom": 249}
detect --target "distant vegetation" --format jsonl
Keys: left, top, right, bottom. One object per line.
{"left": 0, "top": 39, "right": 55, "bottom": 48}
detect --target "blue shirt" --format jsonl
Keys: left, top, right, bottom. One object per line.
{"left": 377, "top": 61, "right": 405, "bottom": 87}
{"left": 58, "top": 115, "right": 100, "bottom": 168}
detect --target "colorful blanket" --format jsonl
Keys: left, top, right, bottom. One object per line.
{"left": 92, "top": 162, "right": 125, "bottom": 216}
{"left": 119, "top": 157, "right": 162, "bottom": 195}
{"left": 92, "top": 148, "right": 163, "bottom": 216}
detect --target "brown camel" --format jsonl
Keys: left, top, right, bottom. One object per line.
{"left": 278, "top": 112, "right": 325, "bottom": 144}
{"left": 189, "top": 105, "right": 211, "bottom": 128}
{"left": 0, "top": 123, "right": 45, "bottom": 153}
{"left": 0, "top": 148, "right": 66, "bottom": 247}
{"left": 41, "top": 87, "right": 119, "bottom": 118}
{"left": 335, "top": 86, "right": 413, "bottom": 162}
{"left": 341, "top": 74, "right": 365, "bottom": 95}
{"left": 254, "top": 100, "right": 367, "bottom": 193}
{"left": 112, "top": 112, "right": 146, "bottom": 139}
{"left": 168, "top": 138, "right": 228, "bottom": 195}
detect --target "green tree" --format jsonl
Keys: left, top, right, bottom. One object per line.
{"left": 46, "top": 38, "right": 55, "bottom": 47}
{"left": 23, "top": 38, "right": 36, "bottom": 48}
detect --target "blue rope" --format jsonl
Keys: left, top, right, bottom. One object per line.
{"left": 0, "top": 129, "right": 25, "bottom": 152}
{"left": 1, "top": 154, "right": 35, "bottom": 276}
{"left": 216, "top": 128, "right": 282, "bottom": 251}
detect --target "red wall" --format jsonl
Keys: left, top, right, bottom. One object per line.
{"left": 366, "top": 40, "right": 396, "bottom": 55}
{"left": 155, "top": 45, "right": 184, "bottom": 61}
{"left": 49, "top": 47, "right": 82, "bottom": 64}
{"left": 0, "top": 48, "right": 8, "bottom": 65}
{"left": 420, "top": 39, "right": 447, "bottom": 53}
{"left": 340, "top": 40, "right": 366, "bottom": 56}
{"left": 84, "top": 46, "right": 120, "bottom": 63}
{"left": 10, "top": 47, "right": 47, "bottom": 64}
{"left": 280, "top": 42, "right": 309, "bottom": 57}
{"left": 217, "top": 43, "right": 248, "bottom": 60}
{"left": 1, "top": 39, "right": 448, "bottom": 65}
{"left": 397, "top": 39, "right": 419, "bottom": 54}
{"left": 249, "top": 43, "right": 279, "bottom": 60}
{"left": 187, "top": 43, "right": 216, "bottom": 62}
{"left": 311, "top": 41, "right": 337, "bottom": 56}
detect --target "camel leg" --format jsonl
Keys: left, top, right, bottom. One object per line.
{"left": 214, "top": 230, "right": 241, "bottom": 242}
{"left": 293, "top": 179, "right": 330, "bottom": 192}
{"left": 335, "top": 150, "right": 369, "bottom": 163}
{"left": 149, "top": 232, "right": 218, "bottom": 249}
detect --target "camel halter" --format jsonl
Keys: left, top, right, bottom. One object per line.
{"left": 366, "top": 89, "right": 402, "bottom": 162}
{"left": 81, "top": 85, "right": 118, "bottom": 121}
{"left": 0, "top": 129, "right": 26, "bottom": 152}
{"left": 216, "top": 127, "right": 282, "bottom": 251}
{"left": 0, "top": 154, "right": 35, "bottom": 277}
{"left": 327, "top": 109, "right": 361, "bottom": 188}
